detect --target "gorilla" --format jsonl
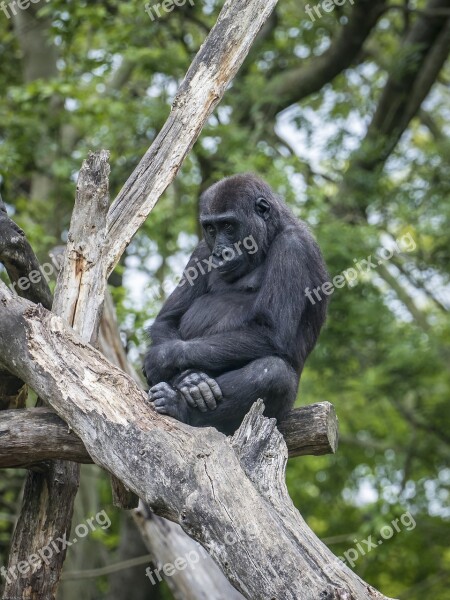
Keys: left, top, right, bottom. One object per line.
{"left": 144, "top": 174, "right": 329, "bottom": 435}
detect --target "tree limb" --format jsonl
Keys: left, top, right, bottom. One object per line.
{"left": 335, "top": 0, "right": 450, "bottom": 218}
{"left": 254, "top": 0, "right": 386, "bottom": 120}
{"left": 0, "top": 402, "right": 337, "bottom": 469}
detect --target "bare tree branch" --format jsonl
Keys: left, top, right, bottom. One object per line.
{"left": 0, "top": 402, "right": 337, "bottom": 469}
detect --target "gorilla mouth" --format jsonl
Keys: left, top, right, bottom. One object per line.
{"left": 215, "top": 258, "right": 241, "bottom": 272}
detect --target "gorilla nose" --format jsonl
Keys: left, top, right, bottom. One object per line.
{"left": 213, "top": 245, "right": 227, "bottom": 259}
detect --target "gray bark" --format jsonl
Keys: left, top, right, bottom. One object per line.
{"left": 135, "top": 502, "right": 244, "bottom": 600}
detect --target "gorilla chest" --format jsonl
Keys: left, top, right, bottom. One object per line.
{"left": 179, "top": 290, "right": 256, "bottom": 339}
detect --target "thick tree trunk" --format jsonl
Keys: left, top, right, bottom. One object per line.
{"left": 0, "top": 281, "right": 337, "bottom": 599}
{"left": 0, "top": 286, "right": 393, "bottom": 600}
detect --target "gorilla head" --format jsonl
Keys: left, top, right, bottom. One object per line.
{"left": 199, "top": 174, "right": 297, "bottom": 281}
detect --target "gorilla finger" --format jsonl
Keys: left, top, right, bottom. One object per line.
{"left": 154, "top": 405, "right": 169, "bottom": 415}
{"left": 150, "top": 391, "right": 169, "bottom": 400}
{"left": 180, "top": 387, "right": 197, "bottom": 408}
{"left": 150, "top": 383, "right": 170, "bottom": 392}
{"left": 197, "top": 381, "right": 217, "bottom": 410}
{"left": 181, "top": 373, "right": 202, "bottom": 387}
{"left": 154, "top": 398, "right": 168, "bottom": 407}
{"left": 189, "top": 387, "right": 208, "bottom": 412}
{"left": 172, "top": 370, "right": 194, "bottom": 386}
{"left": 203, "top": 377, "right": 223, "bottom": 402}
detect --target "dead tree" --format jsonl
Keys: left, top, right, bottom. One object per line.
{"left": 0, "top": 0, "right": 397, "bottom": 598}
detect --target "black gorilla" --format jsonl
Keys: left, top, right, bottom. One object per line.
{"left": 144, "top": 174, "right": 329, "bottom": 434}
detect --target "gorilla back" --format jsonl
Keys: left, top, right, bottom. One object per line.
{"left": 144, "top": 174, "right": 329, "bottom": 435}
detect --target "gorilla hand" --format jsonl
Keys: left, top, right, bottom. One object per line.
{"left": 173, "top": 371, "right": 223, "bottom": 412}
{"left": 147, "top": 382, "right": 188, "bottom": 422}
{"left": 143, "top": 340, "right": 186, "bottom": 384}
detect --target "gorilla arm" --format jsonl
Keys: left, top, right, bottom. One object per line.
{"left": 143, "top": 242, "right": 209, "bottom": 384}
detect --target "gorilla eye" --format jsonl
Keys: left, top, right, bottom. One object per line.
{"left": 223, "top": 222, "right": 234, "bottom": 234}
{"left": 205, "top": 225, "right": 215, "bottom": 237}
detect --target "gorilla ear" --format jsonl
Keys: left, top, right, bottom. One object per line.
{"left": 255, "top": 197, "right": 271, "bottom": 220}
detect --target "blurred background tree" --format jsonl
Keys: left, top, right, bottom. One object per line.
{"left": 0, "top": 0, "right": 449, "bottom": 598}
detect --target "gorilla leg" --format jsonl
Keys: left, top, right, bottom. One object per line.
{"left": 189, "top": 356, "right": 298, "bottom": 434}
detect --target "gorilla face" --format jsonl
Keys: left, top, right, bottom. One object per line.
{"left": 201, "top": 212, "right": 250, "bottom": 281}
{"left": 199, "top": 174, "right": 289, "bottom": 282}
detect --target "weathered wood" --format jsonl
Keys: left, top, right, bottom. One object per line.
{"left": 0, "top": 408, "right": 86, "bottom": 467}
{"left": 279, "top": 402, "right": 338, "bottom": 457}
{"left": 3, "top": 151, "right": 111, "bottom": 600}
{"left": 99, "top": 289, "right": 246, "bottom": 599}
{"left": 0, "top": 402, "right": 337, "bottom": 469}
{"left": 0, "top": 287, "right": 393, "bottom": 600}
{"left": 100, "top": 290, "right": 140, "bottom": 509}
{"left": 1, "top": 288, "right": 336, "bottom": 598}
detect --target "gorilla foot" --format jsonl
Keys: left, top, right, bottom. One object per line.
{"left": 147, "top": 382, "right": 188, "bottom": 421}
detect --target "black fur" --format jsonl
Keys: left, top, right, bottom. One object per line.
{"left": 144, "top": 174, "right": 329, "bottom": 434}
